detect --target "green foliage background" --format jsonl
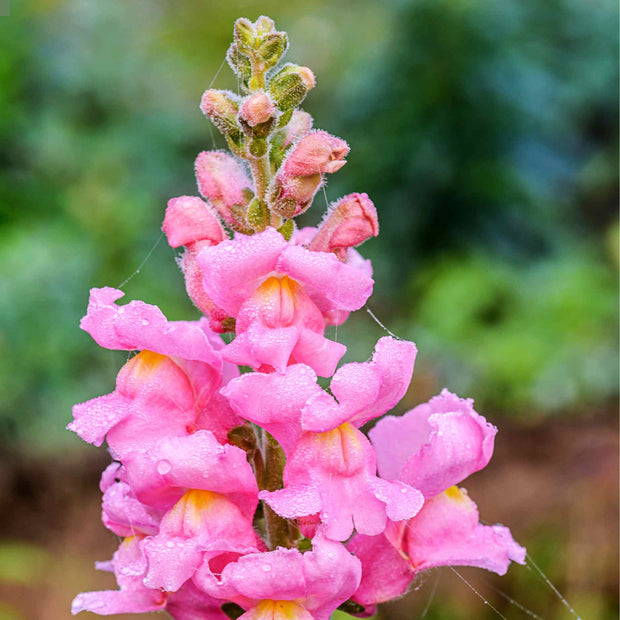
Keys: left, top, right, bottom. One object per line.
{"left": 0, "top": 1, "right": 617, "bottom": 619}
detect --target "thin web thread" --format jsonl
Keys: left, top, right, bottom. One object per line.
{"left": 526, "top": 553, "right": 582, "bottom": 619}
{"left": 482, "top": 578, "right": 546, "bottom": 619}
{"left": 365, "top": 306, "right": 401, "bottom": 340}
{"left": 449, "top": 567, "right": 509, "bottom": 620}
{"left": 420, "top": 572, "right": 440, "bottom": 617}
{"left": 117, "top": 232, "right": 165, "bottom": 289}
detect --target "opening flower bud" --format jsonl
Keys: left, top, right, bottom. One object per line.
{"left": 162, "top": 196, "right": 225, "bottom": 248}
{"left": 282, "top": 130, "right": 349, "bottom": 176}
{"left": 194, "top": 151, "right": 253, "bottom": 226}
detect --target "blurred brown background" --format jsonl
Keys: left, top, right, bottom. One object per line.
{"left": 0, "top": 0, "right": 618, "bottom": 618}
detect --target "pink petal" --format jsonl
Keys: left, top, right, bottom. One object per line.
{"left": 80, "top": 287, "right": 222, "bottom": 368}
{"left": 371, "top": 389, "right": 497, "bottom": 498}
{"left": 197, "top": 228, "right": 287, "bottom": 315}
{"left": 347, "top": 533, "right": 415, "bottom": 606}
{"left": 301, "top": 337, "right": 417, "bottom": 432}
{"left": 396, "top": 486, "right": 526, "bottom": 575}
{"left": 71, "top": 589, "right": 166, "bottom": 615}
{"left": 222, "top": 364, "right": 323, "bottom": 453}
{"left": 277, "top": 244, "right": 373, "bottom": 313}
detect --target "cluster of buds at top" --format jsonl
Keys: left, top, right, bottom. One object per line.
{"left": 69, "top": 16, "right": 525, "bottom": 620}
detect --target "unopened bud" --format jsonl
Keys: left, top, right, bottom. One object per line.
{"left": 255, "top": 15, "right": 276, "bottom": 35}
{"left": 308, "top": 193, "right": 379, "bottom": 259}
{"left": 268, "top": 63, "right": 315, "bottom": 111}
{"left": 239, "top": 92, "right": 276, "bottom": 127}
{"left": 162, "top": 196, "right": 226, "bottom": 248}
{"left": 283, "top": 130, "right": 349, "bottom": 176}
{"left": 194, "top": 151, "right": 252, "bottom": 226}
{"left": 257, "top": 32, "right": 288, "bottom": 69}
{"left": 233, "top": 18, "right": 255, "bottom": 53}
{"left": 226, "top": 44, "right": 252, "bottom": 84}
{"left": 200, "top": 90, "right": 241, "bottom": 137}
{"left": 270, "top": 173, "right": 323, "bottom": 218}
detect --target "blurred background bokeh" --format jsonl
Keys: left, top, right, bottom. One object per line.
{"left": 0, "top": 0, "right": 617, "bottom": 618}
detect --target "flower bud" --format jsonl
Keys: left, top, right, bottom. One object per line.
{"left": 308, "top": 193, "right": 379, "bottom": 259}
{"left": 283, "top": 130, "right": 349, "bottom": 176}
{"left": 162, "top": 196, "right": 225, "bottom": 248}
{"left": 226, "top": 43, "right": 252, "bottom": 84}
{"left": 194, "top": 151, "right": 252, "bottom": 226}
{"left": 239, "top": 92, "right": 276, "bottom": 127}
{"left": 233, "top": 17, "right": 255, "bottom": 53}
{"left": 270, "top": 173, "right": 323, "bottom": 218}
{"left": 255, "top": 15, "right": 276, "bottom": 35}
{"left": 200, "top": 89, "right": 241, "bottom": 137}
{"left": 257, "top": 32, "right": 288, "bottom": 70}
{"left": 268, "top": 63, "right": 316, "bottom": 111}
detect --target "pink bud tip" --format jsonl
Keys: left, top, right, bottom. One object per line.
{"left": 298, "top": 66, "right": 316, "bottom": 90}
{"left": 283, "top": 110, "right": 313, "bottom": 147}
{"left": 309, "top": 193, "right": 379, "bottom": 258}
{"left": 163, "top": 196, "right": 226, "bottom": 248}
{"left": 283, "top": 130, "right": 349, "bottom": 176}
{"left": 239, "top": 92, "right": 275, "bottom": 127}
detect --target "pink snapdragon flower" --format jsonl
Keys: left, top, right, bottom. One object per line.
{"left": 72, "top": 536, "right": 228, "bottom": 618}
{"left": 347, "top": 390, "right": 525, "bottom": 606}
{"left": 369, "top": 389, "right": 497, "bottom": 498}
{"left": 196, "top": 533, "right": 361, "bottom": 620}
{"left": 223, "top": 337, "right": 424, "bottom": 540}
{"left": 196, "top": 226, "right": 373, "bottom": 376}
{"left": 71, "top": 16, "right": 525, "bottom": 617}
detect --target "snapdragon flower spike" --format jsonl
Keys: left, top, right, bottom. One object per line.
{"left": 369, "top": 389, "right": 497, "bottom": 498}
{"left": 197, "top": 226, "right": 373, "bottom": 376}
{"left": 348, "top": 486, "right": 526, "bottom": 606}
{"left": 224, "top": 337, "right": 424, "bottom": 540}
{"left": 195, "top": 533, "right": 362, "bottom": 620}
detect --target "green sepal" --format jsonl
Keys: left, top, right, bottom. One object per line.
{"left": 247, "top": 197, "right": 270, "bottom": 232}
{"left": 277, "top": 219, "right": 295, "bottom": 241}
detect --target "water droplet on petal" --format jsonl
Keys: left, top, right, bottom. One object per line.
{"left": 156, "top": 460, "right": 172, "bottom": 475}
{"left": 262, "top": 564, "right": 272, "bottom": 572}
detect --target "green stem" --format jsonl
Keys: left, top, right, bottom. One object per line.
{"left": 249, "top": 154, "right": 271, "bottom": 201}
{"left": 262, "top": 433, "right": 290, "bottom": 549}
